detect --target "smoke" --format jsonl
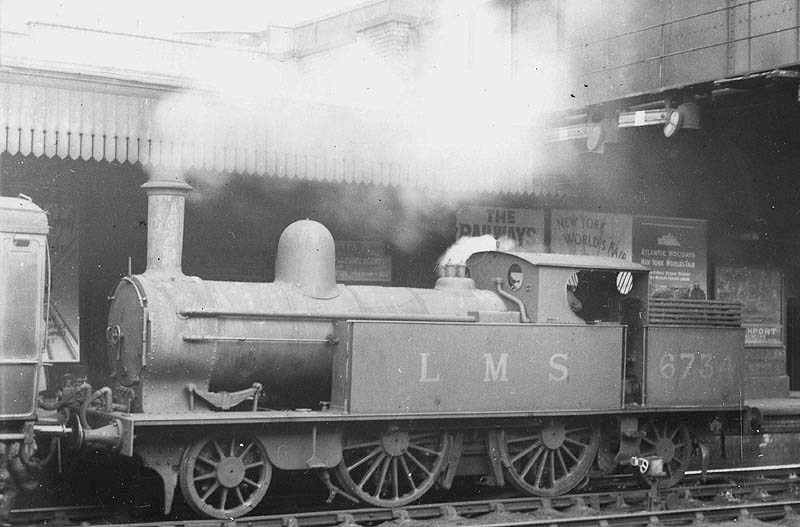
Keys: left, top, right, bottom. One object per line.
{"left": 147, "top": 1, "right": 570, "bottom": 249}
{"left": 437, "top": 234, "right": 515, "bottom": 269}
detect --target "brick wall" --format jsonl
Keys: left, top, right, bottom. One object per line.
{"left": 357, "top": 20, "right": 413, "bottom": 78}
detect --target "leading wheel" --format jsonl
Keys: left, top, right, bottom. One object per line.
{"left": 336, "top": 430, "right": 451, "bottom": 507}
{"left": 499, "top": 420, "right": 600, "bottom": 496}
{"left": 636, "top": 420, "right": 692, "bottom": 489}
{"left": 179, "top": 434, "right": 272, "bottom": 519}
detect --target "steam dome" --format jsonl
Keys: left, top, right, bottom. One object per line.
{"left": 274, "top": 220, "right": 340, "bottom": 299}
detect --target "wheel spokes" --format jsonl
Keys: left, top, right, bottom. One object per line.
{"left": 343, "top": 439, "right": 382, "bottom": 451}
{"left": 637, "top": 421, "right": 692, "bottom": 489}
{"left": 242, "top": 476, "right": 261, "bottom": 488}
{"left": 180, "top": 435, "right": 272, "bottom": 520}
{"left": 219, "top": 488, "right": 229, "bottom": 510}
{"left": 407, "top": 443, "right": 440, "bottom": 456}
{"left": 404, "top": 450, "right": 432, "bottom": 476}
{"left": 193, "top": 472, "right": 217, "bottom": 483}
{"left": 201, "top": 481, "right": 220, "bottom": 501}
{"left": 391, "top": 458, "right": 400, "bottom": 499}
{"left": 510, "top": 440, "right": 543, "bottom": 464}
{"left": 533, "top": 450, "right": 547, "bottom": 487}
{"left": 373, "top": 457, "right": 392, "bottom": 498}
{"left": 556, "top": 449, "right": 569, "bottom": 476}
{"left": 239, "top": 441, "right": 254, "bottom": 459}
{"left": 501, "top": 422, "right": 600, "bottom": 497}
{"left": 563, "top": 436, "right": 590, "bottom": 449}
{"left": 212, "top": 440, "right": 225, "bottom": 459}
{"left": 197, "top": 455, "right": 218, "bottom": 468}
{"left": 347, "top": 446, "right": 382, "bottom": 471}
{"left": 507, "top": 434, "right": 541, "bottom": 444}
{"left": 561, "top": 444, "right": 579, "bottom": 464}
{"left": 518, "top": 447, "right": 544, "bottom": 479}
{"left": 337, "top": 430, "right": 449, "bottom": 507}
{"left": 358, "top": 453, "right": 387, "bottom": 488}
{"left": 399, "top": 455, "right": 417, "bottom": 491}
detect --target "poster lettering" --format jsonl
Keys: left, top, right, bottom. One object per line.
{"left": 550, "top": 210, "right": 632, "bottom": 260}
{"left": 456, "top": 206, "right": 545, "bottom": 252}
{"left": 335, "top": 241, "right": 392, "bottom": 283}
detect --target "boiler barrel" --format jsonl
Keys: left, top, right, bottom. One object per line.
{"left": 107, "top": 275, "right": 508, "bottom": 413}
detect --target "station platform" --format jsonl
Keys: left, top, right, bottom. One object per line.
{"left": 746, "top": 391, "right": 800, "bottom": 433}
{"left": 699, "top": 392, "right": 800, "bottom": 471}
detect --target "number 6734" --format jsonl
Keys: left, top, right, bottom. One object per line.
{"left": 658, "top": 352, "right": 734, "bottom": 380}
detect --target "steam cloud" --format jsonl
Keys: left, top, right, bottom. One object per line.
{"left": 148, "top": 1, "right": 568, "bottom": 251}
{"left": 437, "top": 234, "right": 516, "bottom": 270}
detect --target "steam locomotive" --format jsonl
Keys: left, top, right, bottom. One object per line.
{"left": 1, "top": 178, "right": 746, "bottom": 520}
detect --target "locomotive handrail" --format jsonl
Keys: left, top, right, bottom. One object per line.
{"left": 178, "top": 309, "right": 477, "bottom": 323}
{"left": 183, "top": 335, "right": 337, "bottom": 344}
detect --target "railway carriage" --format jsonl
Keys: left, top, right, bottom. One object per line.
{"left": 0, "top": 195, "right": 49, "bottom": 519}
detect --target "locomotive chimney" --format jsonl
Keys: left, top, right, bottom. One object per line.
{"left": 141, "top": 175, "right": 192, "bottom": 276}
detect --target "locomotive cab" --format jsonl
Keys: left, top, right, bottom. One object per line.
{"left": 467, "top": 251, "right": 651, "bottom": 402}
{"left": 466, "top": 251, "right": 650, "bottom": 325}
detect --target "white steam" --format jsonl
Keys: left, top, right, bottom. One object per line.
{"left": 146, "top": 1, "right": 571, "bottom": 250}
{"left": 438, "top": 234, "right": 516, "bottom": 270}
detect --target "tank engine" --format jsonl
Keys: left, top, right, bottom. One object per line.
{"left": 74, "top": 175, "right": 745, "bottom": 520}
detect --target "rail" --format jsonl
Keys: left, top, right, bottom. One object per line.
{"left": 13, "top": 470, "right": 800, "bottom": 527}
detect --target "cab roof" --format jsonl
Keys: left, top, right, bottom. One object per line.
{"left": 0, "top": 195, "right": 48, "bottom": 234}
{"left": 469, "top": 251, "right": 650, "bottom": 273}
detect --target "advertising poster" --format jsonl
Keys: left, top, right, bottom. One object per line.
{"left": 335, "top": 241, "right": 392, "bottom": 284}
{"left": 715, "top": 266, "right": 783, "bottom": 347}
{"left": 456, "top": 205, "right": 545, "bottom": 252}
{"left": 632, "top": 216, "right": 708, "bottom": 297}
{"left": 550, "top": 209, "right": 632, "bottom": 260}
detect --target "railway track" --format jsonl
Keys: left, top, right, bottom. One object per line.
{"left": 10, "top": 469, "right": 800, "bottom": 527}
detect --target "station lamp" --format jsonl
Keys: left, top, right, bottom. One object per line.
{"left": 617, "top": 102, "right": 701, "bottom": 137}
{"left": 585, "top": 118, "right": 618, "bottom": 152}
{"left": 543, "top": 117, "right": 618, "bottom": 153}
{"left": 663, "top": 102, "right": 701, "bottom": 137}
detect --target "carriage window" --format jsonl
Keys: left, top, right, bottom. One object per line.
{"left": 616, "top": 271, "right": 633, "bottom": 295}
{"left": 0, "top": 242, "right": 41, "bottom": 360}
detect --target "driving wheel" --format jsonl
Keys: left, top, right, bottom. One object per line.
{"left": 499, "top": 420, "right": 600, "bottom": 496}
{"left": 336, "top": 429, "right": 451, "bottom": 507}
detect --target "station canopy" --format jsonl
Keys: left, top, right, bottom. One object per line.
{"left": 0, "top": 24, "right": 565, "bottom": 197}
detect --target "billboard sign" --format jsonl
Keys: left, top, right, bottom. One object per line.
{"left": 550, "top": 210, "right": 632, "bottom": 260}
{"left": 456, "top": 206, "right": 545, "bottom": 252}
{"left": 335, "top": 241, "right": 392, "bottom": 284}
{"left": 633, "top": 216, "right": 708, "bottom": 297}
{"left": 716, "top": 266, "right": 782, "bottom": 347}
